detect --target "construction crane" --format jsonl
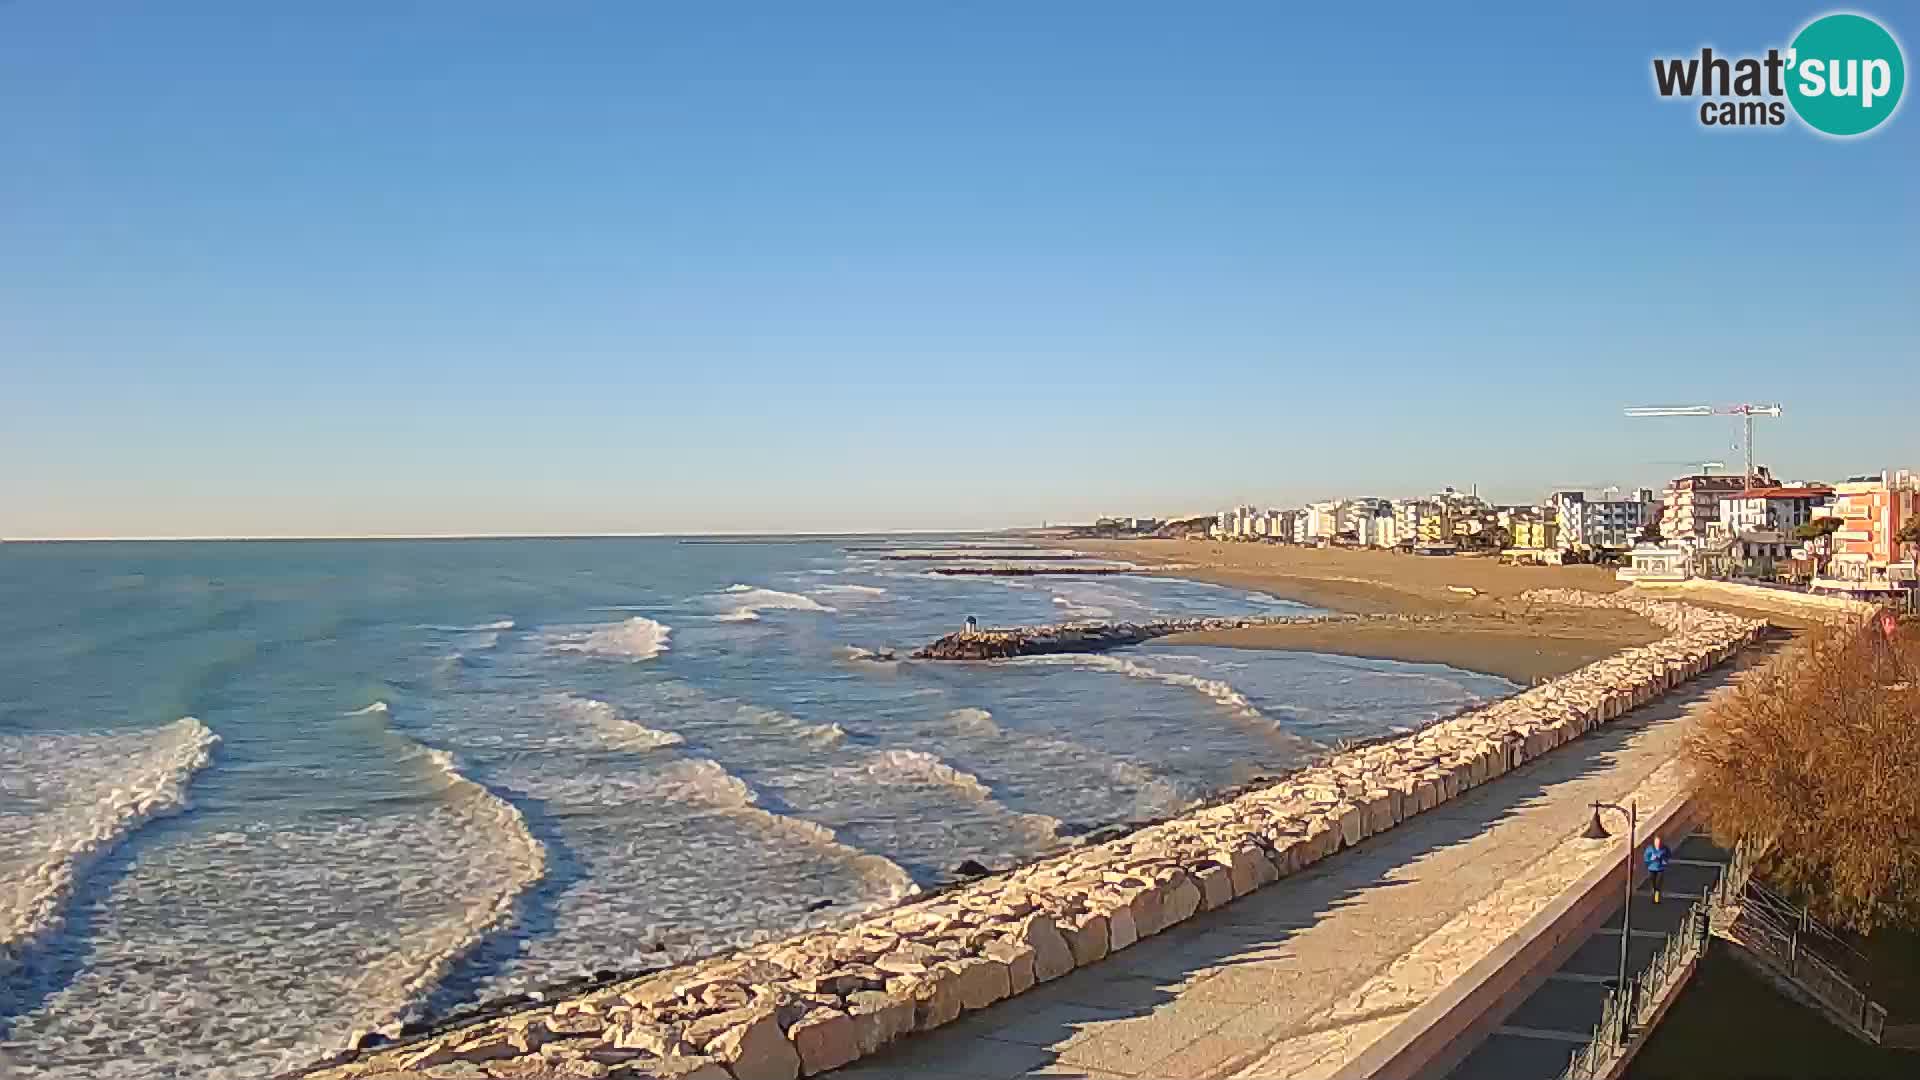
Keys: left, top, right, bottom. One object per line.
{"left": 1624, "top": 404, "right": 1782, "bottom": 493}
{"left": 1650, "top": 460, "right": 1728, "bottom": 474}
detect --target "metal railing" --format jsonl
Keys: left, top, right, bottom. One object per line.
{"left": 1556, "top": 886, "right": 1717, "bottom": 1080}
{"left": 1722, "top": 877, "right": 1889, "bottom": 1042}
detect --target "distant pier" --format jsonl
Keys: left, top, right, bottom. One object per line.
{"left": 910, "top": 613, "right": 1355, "bottom": 660}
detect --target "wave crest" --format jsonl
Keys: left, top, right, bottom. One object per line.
{"left": 865, "top": 749, "right": 995, "bottom": 802}
{"left": 945, "top": 707, "right": 1001, "bottom": 735}
{"left": 715, "top": 587, "right": 836, "bottom": 623}
{"left": 0, "top": 717, "right": 220, "bottom": 978}
{"left": 1014, "top": 654, "right": 1315, "bottom": 750}
{"left": 739, "top": 705, "right": 847, "bottom": 747}
{"left": 346, "top": 740, "right": 548, "bottom": 1040}
{"left": 555, "top": 694, "right": 686, "bottom": 751}
{"left": 553, "top": 616, "right": 671, "bottom": 660}
{"left": 652, "top": 759, "right": 918, "bottom": 898}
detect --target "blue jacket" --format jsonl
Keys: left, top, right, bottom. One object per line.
{"left": 1643, "top": 843, "right": 1671, "bottom": 873}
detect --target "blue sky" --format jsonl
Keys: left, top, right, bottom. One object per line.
{"left": 2, "top": 2, "right": 1914, "bottom": 537}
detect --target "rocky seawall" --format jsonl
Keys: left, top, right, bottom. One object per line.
{"left": 289, "top": 590, "right": 1767, "bottom": 1080}
{"left": 924, "top": 564, "right": 1170, "bottom": 577}
{"left": 909, "top": 613, "right": 1362, "bottom": 660}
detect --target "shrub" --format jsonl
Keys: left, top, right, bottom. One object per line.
{"left": 1687, "top": 618, "right": 1920, "bottom": 931}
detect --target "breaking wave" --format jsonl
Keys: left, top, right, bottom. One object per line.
{"left": 655, "top": 759, "right": 917, "bottom": 898}
{"left": 866, "top": 748, "right": 995, "bottom": 801}
{"left": 834, "top": 645, "right": 899, "bottom": 664}
{"left": 739, "top": 705, "right": 848, "bottom": 747}
{"left": 940, "top": 708, "right": 1188, "bottom": 819}
{"left": 714, "top": 586, "right": 836, "bottom": 623}
{"left": 0, "top": 717, "right": 220, "bottom": 978}
{"left": 348, "top": 741, "right": 548, "bottom": 1040}
{"left": 554, "top": 694, "right": 686, "bottom": 751}
{"left": 865, "top": 749, "right": 1065, "bottom": 842}
{"left": 815, "top": 584, "right": 887, "bottom": 599}
{"left": 1013, "top": 654, "right": 1317, "bottom": 751}
{"left": 945, "top": 707, "right": 1000, "bottom": 735}
{"left": 1052, "top": 594, "right": 1116, "bottom": 620}
{"left": 552, "top": 616, "right": 671, "bottom": 660}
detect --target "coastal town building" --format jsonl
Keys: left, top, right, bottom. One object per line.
{"left": 1812, "top": 469, "right": 1919, "bottom": 598}
{"left": 1551, "top": 488, "right": 1656, "bottom": 551}
{"left": 1662, "top": 470, "right": 1770, "bottom": 546}
{"left": 1393, "top": 500, "right": 1435, "bottom": 546}
{"left": 1510, "top": 516, "right": 1559, "bottom": 551}
{"left": 1208, "top": 506, "right": 1297, "bottom": 541}
{"left": 1303, "top": 500, "right": 1346, "bottom": 543}
{"left": 1716, "top": 485, "right": 1834, "bottom": 534}
{"left": 1617, "top": 542, "right": 1693, "bottom": 583}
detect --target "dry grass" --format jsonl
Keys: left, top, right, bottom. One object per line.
{"left": 1687, "top": 619, "right": 1920, "bottom": 931}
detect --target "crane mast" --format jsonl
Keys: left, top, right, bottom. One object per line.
{"left": 1623, "top": 404, "right": 1783, "bottom": 494}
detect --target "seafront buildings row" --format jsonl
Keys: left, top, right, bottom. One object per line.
{"left": 1101, "top": 465, "right": 1919, "bottom": 603}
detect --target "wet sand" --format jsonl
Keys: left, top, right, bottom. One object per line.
{"left": 1067, "top": 539, "right": 1665, "bottom": 684}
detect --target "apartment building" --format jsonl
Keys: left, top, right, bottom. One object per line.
{"left": 1716, "top": 485, "right": 1834, "bottom": 534}
{"left": 1552, "top": 488, "right": 1657, "bottom": 551}
{"left": 1663, "top": 470, "right": 1771, "bottom": 546}
{"left": 1510, "top": 517, "right": 1559, "bottom": 551}
{"left": 1814, "top": 470, "right": 1919, "bottom": 596}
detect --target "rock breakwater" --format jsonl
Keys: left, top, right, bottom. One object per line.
{"left": 290, "top": 591, "right": 1766, "bottom": 1080}
{"left": 924, "top": 563, "right": 1180, "bottom": 577}
{"left": 910, "top": 614, "right": 1360, "bottom": 660}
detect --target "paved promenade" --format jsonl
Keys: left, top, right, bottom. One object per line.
{"left": 1444, "top": 831, "right": 1732, "bottom": 1080}
{"left": 826, "top": 667, "right": 1746, "bottom": 1080}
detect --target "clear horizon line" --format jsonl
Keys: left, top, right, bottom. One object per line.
{"left": 0, "top": 527, "right": 1055, "bottom": 543}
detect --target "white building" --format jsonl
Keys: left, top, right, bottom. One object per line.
{"left": 1302, "top": 500, "right": 1346, "bottom": 543}
{"left": 1663, "top": 470, "right": 1772, "bottom": 546}
{"left": 1552, "top": 488, "right": 1657, "bottom": 551}
{"left": 1618, "top": 543, "right": 1693, "bottom": 583}
{"left": 1716, "top": 486, "right": 1834, "bottom": 534}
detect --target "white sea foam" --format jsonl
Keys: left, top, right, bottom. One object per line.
{"left": 3, "top": 777, "right": 550, "bottom": 1078}
{"left": 863, "top": 749, "right": 1065, "bottom": 844}
{"left": 0, "top": 717, "right": 219, "bottom": 978}
{"left": 714, "top": 587, "right": 837, "bottom": 622}
{"left": 865, "top": 749, "right": 997, "bottom": 802}
{"left": 1052, "top": 594, "right": 1116, "bottom": 620}
{"left": 555, "top": 694, "right": 686, "bottom": 752}
{"left": 945, "top": 707, "right": 1001, "bottom": 735}
{"left": 815, "top": 584, "right": 887, "bottom": 598}
{"left": 1013, "top": 654, "right": 1316, "bottom": 750}
{"left": 346, "top": 742, "right": 547, "bottom": 1041}
{"left": 834, "top": 645, "right": 900, "bottom": 665}
{"left": 739, "top": 705, "right": 848, "bottom": 747}
{"left": 939, "top": 708, "right": 1188, "bottom": 821}
{"left": 552, "top": 616, "right": 672, "bottom": 660}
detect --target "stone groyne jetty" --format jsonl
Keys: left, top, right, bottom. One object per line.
{"left": 910, "top": 614, "right": 1358, "bottom": 660}
{"left": 290, "top": 590, "right": 1767, "bottom": 1080}
{"left": 924, "top": 563, "right": 1179, "bottom": 577}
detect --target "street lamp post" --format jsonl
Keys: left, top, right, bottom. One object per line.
{"left": 1583, "top": 799, "right": 1639, "bottom": 1047}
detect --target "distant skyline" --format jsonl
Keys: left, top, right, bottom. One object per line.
{"left": 3, "top": 3, "right": 1915, "bottom": 539}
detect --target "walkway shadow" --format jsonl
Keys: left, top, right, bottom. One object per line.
{"left": 827, "top": 645, "right": 1783, "bottom": 1080}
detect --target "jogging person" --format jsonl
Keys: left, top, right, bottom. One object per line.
{"left": 1644, "top": 835, "right": 1671, "bottom": 903}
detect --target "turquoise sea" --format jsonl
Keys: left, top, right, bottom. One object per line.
{"left": 0, "top": 537, "right": 1515, "bottom": 1078}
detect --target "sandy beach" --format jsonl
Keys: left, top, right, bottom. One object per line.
{"left": 1065, "top": 539, "right": 1665, "bottom": 684}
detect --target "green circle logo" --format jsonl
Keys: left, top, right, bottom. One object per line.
{"left": 1786, "top": 13, "right": 1905, "bottom": 136}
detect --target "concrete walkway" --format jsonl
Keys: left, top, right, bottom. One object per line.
{"left": 1444, "top": 831, "right": 1732, "bottom": 1080}
{"left": 824, "top": 665, "right": 1750, "bottom": 1080}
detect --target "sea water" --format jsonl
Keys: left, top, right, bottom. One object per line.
{"left": 0, "top": 537, "right": 1515, "bottom": 1078}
